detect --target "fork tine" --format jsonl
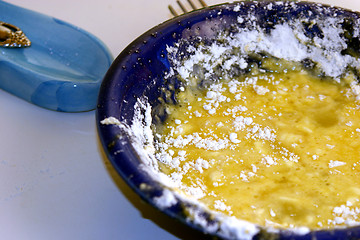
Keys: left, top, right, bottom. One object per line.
{"left": 199, "top": 0, "right": 207, "bottom": 7}
{"left": 177, "top": 0, "right": 187, "bottom": 13}
{"left": 169, "top": 0, "right": 208, "bottom": 17}
{"left": 187, "top": 0, "right": 196, "bottom": 10}
{"left": 168, "top": 5, "right": 179, "bottom": 17}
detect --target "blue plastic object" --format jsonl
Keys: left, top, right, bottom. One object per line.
{"left": 97, "top": 1, "right": 360, "bottom": 239}
{"left": 0, "top": 1, "right": 113, "bottom": 112}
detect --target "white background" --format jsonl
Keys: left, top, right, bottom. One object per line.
{"left": 1, "top": 0, "right": 360, "bottom": 239}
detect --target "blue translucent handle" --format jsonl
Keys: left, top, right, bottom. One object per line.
{"left": 0, "top": 1, "right": 113, "bottom": 112}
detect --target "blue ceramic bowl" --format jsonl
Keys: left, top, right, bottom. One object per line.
{"left": 97, "top": 1, "right": 360, "bottom": 239}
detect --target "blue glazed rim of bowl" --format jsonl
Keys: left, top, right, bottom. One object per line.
{"left": 97, "top": 1, "right": 360, "bottom": 239}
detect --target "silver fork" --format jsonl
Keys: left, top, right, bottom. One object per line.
{"left": 168, "top": 0, "right": 208, "bottom": 17}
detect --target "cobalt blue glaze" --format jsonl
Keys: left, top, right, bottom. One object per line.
{"left": 97, "top": 1, "right": 360, "bottom": 239}
{"left": 0, "top": 1, "right": 113, "bottom": 112}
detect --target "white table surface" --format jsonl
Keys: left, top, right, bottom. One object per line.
{"left": 2, "top": 1, "right": 360, "bottom": 239}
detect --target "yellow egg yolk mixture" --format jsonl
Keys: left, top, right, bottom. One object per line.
{"left": 154, "top": 69, "right": 360, "bottom": 229}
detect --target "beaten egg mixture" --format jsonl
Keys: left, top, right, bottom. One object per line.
{"left": 154, "top": 67, "right": 360, "bottom": 229}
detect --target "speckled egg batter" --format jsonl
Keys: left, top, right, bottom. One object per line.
{"left": 154, "top": 68, "right": 360, "bottom": 229}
